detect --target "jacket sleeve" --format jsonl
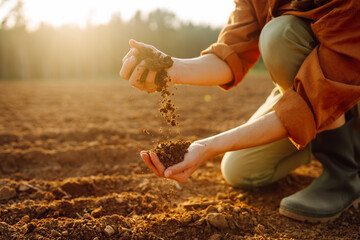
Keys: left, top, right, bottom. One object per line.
{"left": 274, "top": 0, "right": 360, "bottom": 149}
{"left": 201, "top": 0, "right": 269, "bottom": 90}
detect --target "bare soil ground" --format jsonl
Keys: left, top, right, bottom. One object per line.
{"left": 0, "top": 76, "right": 359, "bottom": 239}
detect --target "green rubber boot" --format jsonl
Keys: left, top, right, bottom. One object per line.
{"left": 279, "top": 119, "right": 360, "bottom": 222}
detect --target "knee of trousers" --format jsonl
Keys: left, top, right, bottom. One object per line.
{"left": 221, "top": 151, "right": 275, "bottom": 189}
{"left": 259, "top": 15, "right": 315, "bottom": 89}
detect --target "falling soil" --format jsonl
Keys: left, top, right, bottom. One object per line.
{"left": 1, "top": 78, "right": 359, "bottom": 240}
{"left": 152, "top": 140, "right": 192, "bottom": 168}
{"left": 136, "top": 46, "right": 187, "bottom": 167}
{"left": 136, "top": 46, "right": 178, "bottom": 126}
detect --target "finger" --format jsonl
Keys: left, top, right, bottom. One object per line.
{"left": 167, "top": 168, "right": 193, "bottom": 183}
{"left": 149, "top": 152, "right": 165, "bottom": 175}
{"left": 129, "top": 60, "right": 146, "bottom": 90}
{"left": 120, "top": 55, "right": 137, "bottom": 80}
{"left": 145, "top": 70, "right": 157, "bottom": 93}
{"left": 130, "top": 39, "right": 156, "bottom": 52}
{"left": 122, "top": 48, "right": 139, "bottom": 63}
{"left": 129, "top": 39, "right": 144, "bottom": 49}
{"left": 164, "top": 159, "right": 189, "bottom": 177}
{"left": 140, "top": 151, "right": 161, "bottom": 176}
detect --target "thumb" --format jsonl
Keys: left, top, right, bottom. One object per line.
{"left": 129, "top": 39, "right": 141, "bottom": 48}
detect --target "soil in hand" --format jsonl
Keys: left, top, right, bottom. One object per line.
{"left": 152, "top": 140, "right": 192, "bottom": 168}
{"left": 136, "top": 46, "right": 179, "bottom": 126}
{"left": 135, "top": 46, "right": 173, "bottom": 92}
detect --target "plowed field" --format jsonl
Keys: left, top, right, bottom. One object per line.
{"left": 0, "top": 76, "right": 359, "bottom": 239}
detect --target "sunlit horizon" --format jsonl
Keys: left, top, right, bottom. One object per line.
{"left": 20, "top": 0, "right": 235, "bottom": 30}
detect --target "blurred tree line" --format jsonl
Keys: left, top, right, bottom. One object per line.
{"left": 0, "top": 3, "right": 265, "bottom": 80}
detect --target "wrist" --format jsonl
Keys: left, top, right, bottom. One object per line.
{"left": 167, "top": 57, "right": 184, "bottom": 85}
{"left": 196, "top": 136, "right": 223, "bottom": 159}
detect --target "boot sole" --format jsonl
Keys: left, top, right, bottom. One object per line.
{"left": 279, "top": 197, "right": 360, "bottom": 223}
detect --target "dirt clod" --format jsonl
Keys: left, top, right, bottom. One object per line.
{"left": 152, "top": 140, "right": 191, "bottom": 168}
{"left": 0, "top": 186, "right": 17, "bottom": 201}
{"left": 209, "top": 234, "right": 222, "bottom": 240}
{"left": 51, "top": 229, "right": 61, "bottom": 237}
{"left": 206, "top": 213, "right": 228, "bottom": 229}
{"left": 21, "top": 215, "right": 30, "bottom": 223}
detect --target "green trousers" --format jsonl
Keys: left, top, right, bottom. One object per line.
{"left": 221, "top": 15, "right": 317, "bottom": 188}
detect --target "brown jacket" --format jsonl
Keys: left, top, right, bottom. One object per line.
{"left": 202, "top": 0, "right": 360, "bottom": 149}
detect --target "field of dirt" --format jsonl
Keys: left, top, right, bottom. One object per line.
{"left": 0, "top": 76, "right": 359, "bottom": 240}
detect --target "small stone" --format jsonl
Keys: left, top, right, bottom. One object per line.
{"left": 83, "top": 213, "right": 92, "bottom": 219}
{"left": 50, "top": 229, "right": 61, "bottom": 237}
{"left": 209, "top": 234, "right": 222, "bottom": 240}
{"left": 257, "top": 224, "right": 265, "bottom": 233}
{"left": 236, "top": 193, "right": 248, "bottom": 201}
{"left": 119, "top": 227, "right": 131, "bottom": 238}
{"left": 205, "top": 205, "right": 218, "bottom": 214}
{"left": 44, "top": 192, "right": 54, "bottom": 200}
{"left": 62, "top": 230, "right": 68, "bottom": 236}
{"left": 234, "top": 207, "right": 241, "bottom": 213}
{"left": 19, "top": 184, "right": 30, "bottom": 192}
{"left": 91, "top": 207, "right": 103, "bottom": 218}
{"left": 0, "top": 186, "right": 17, "bottom": 201}
{"left": 93, "top": 237, "right": 99, "bottom": 240}
{"left": 206, "top": 213, "right": 228, "bottom": 229}
{"left": 36, "top": 206, "right": 47, "bottom": 215}
{"left": 21, "top": 215, "right": 30, "bottom": 223}
{"left": 192, "top": 213, "right": 200, "bottom": 221}
{"left": 195, "top": 218, "right": 205, "bottom": 226}
{"left": 216, "top": 192, "right": 227, "bottom": 200}
{"left": 104, "top": 225, "right": 115, "bottom": 236}
{"left": 49, "top": 204, "right": 57, "bottom": 211}
{"left": 182, "top": 215, "right": 192, "bottom": 224}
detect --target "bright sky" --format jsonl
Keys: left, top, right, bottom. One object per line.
{"left": 20, "top": 0, "right": 235, "bottom": 29}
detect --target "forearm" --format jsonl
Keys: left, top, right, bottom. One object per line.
{"left": 168, "top": 53, "right": 233, "bottom": 86}
{"left": 201, "top": 112, "right": 288, "bottom": 157}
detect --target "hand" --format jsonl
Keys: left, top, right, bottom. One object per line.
{"left": 140, "top": 141, "right": 212, "bottom": 183}
{"left": 120, "top": 39, "right": 174, "bottom": 93}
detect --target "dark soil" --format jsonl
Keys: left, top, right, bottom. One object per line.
{"left": 152, "top": 140, "right": 192, "bottom": 168}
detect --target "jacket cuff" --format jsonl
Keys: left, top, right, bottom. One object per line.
{"left": 273, "top": 88, "right": 317, "bottom": 149}
{"left": 202, "top": 44, "right": 245, "bottom": 90}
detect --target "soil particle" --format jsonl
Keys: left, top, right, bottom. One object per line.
{"left": 104, "top": 225, "right": 115, "bottom": 236}
{"left": 206, "top": 213, "right": 228, "bottom": 229}
{"left": 21, "top": 215, "right": 30, "bottom": 223}
{"left": 51, "top": 229, "right": 61, "bottom": 237}
{"left": 36, "top": 205, "right": 47, "bottom": 215}
{"left": 19, "top": 184, "right": 30, "bottom": 192}
{"left": 209, "top": 234, "right": 222, "bottom": 240}
{"left": 0, "top": 186, "right": 17, "bottom": 201}
{"left": 152, "top": 140, "right": 192, "bottom": 168}
{"left": 91, "top": 207, "right": 103, "bottom": 218}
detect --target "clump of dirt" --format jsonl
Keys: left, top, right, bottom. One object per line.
{"left": 136, "top": 46, "right": 179, "bottom": 126}
{"left": 152, "top": 140, "right": 192, "bottom": 168}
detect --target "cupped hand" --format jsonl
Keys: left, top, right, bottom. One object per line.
{"left": 140, "top": 141, "right": 212, "bottom": 183}
{"left": 120, "top": 39, "right": 173, "bottom": 93}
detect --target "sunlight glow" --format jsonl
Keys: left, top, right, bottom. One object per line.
{"left": 23, "top": 0, "right": 235, "bottom": 29}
